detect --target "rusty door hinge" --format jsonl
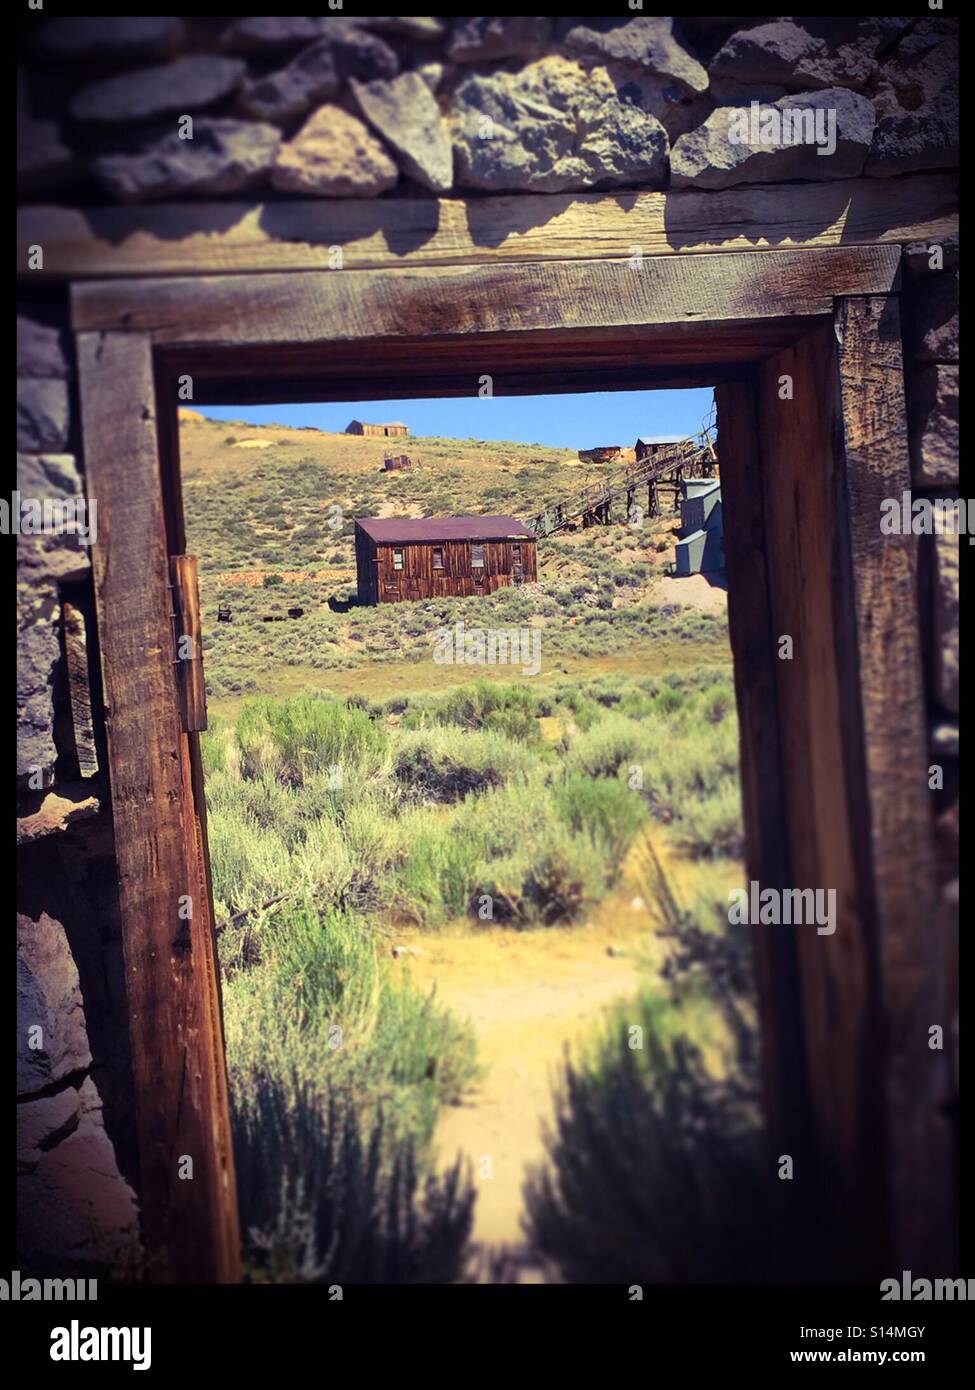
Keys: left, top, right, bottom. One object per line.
{"left": 169, "top": 554, "right": 208, "bottom": 733}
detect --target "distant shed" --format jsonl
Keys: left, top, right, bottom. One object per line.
{"left": 355, "top": 514, "right": 536, "bottom": 604}
{"left": 635, "top": 432, "right": 691, "bottom": 462}
{"left": 346, "top": 419, "right": 409, "bottom": 437}
{"left": 578, "top": 445, "right": 622, "bottom": 463}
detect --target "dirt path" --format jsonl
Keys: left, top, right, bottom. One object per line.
{"left": 391, "top": 884, "right": 667, "bottom": 1280}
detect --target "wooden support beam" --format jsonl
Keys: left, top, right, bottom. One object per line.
{"left": 833, "top": 296, "right": 955, "bottom": 1276}
{"left": 70, "top": 247, "right": 901, "bottom": 345}
{"left": 76, "top": 331, "right": 239, "bottom": 1284}
{"left": 20, "top": 174, "right": 956, "bottom": 281}
{"left": 756, "top": 325, "right": 881, "bottom": 1277}
{"left": 170, "top": 555, "right": 208, "bottom": 733}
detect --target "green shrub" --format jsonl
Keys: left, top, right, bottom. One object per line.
{"left": 402, "top": 680, "right": 543, "bottom": 745}
{"left": 565, "top": 712, "right": 657, "bottom": 779}
{"left": 223, "top": 901, "right": 479, "bottom": 1147}
{"left": 392, "top": 813, "right": 487, "bottom": 927}
{"left": 233, "top": 1074, "right": 474, "bottom": 1283}
{"left": 671, "top": 781, "right": 745, "bottom": 861}
{"left": 556, "top": 773, "right": 648, "bottom": 864}
{"left": 698, "top": 682, "right": 736, "bottom": 725}
{"left": 523, "top": 990, "right": 769, "bottom": 1283}
{"left": 393, "top": 727, "right": 533, "bottom": 803}
{"left": 236, "top": 694, "right": 388, "bottom": 786}
{"left": 208, "top": 808, "right": 291, "bottom": 922}
{"left": 472, "top": 829, "right": 605, "bottom": 926}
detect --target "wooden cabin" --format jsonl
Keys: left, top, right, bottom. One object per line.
{"left": 578, "top": 445, "right": 622, "bottom": 463}
{"left": 383, "top": 452, "right": 415, "bottom": 471}
{"left": 355, "top": 515, "right": 536, "bottom": 604}
{"left": 635, "top": 432, "right": 691, "bottom": 462}
{"left": 346, "top": 419, "right": 409, "bottom": 437}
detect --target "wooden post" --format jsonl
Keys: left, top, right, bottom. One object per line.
{"left": 735, "top": 308, "right": 954, "bottom": 1279}
{"left": 170, "top": 555, "right": 208, "bottom": 733}
{"left": 77, "top": 333, "right": 240, "bottom": 1283}
{"left": 833, "top": 296, "right": 955, "bottom": 1275}
{"left": 716, "top": 377, "right": 814, "bottom": 1276}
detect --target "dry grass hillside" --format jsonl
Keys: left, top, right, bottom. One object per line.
{"left": 178, "top": 410, "right": 729, "bottom": 705}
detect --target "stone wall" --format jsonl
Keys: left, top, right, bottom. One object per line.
{"left": 17, "top": 16, "right": 959, "bottom": 201}
{"left": 16, "top": 13, "right": 958, "bottom": 1277}
{"left": 17, "top": 303, "right": 141, "bottom": 1276}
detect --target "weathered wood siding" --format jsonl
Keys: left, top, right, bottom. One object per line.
{"left": 578, "top": 446, "right": 621, "bottom": 463}
{"left": 347, "top": 420, "right": 409, "bottom": 437}
{"left": 356, "top": 535, "right": 536, "bottom": 604}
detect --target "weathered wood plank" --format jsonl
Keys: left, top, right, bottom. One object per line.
{"left": 76, "top": 331, "right": 239, "bottom": 1283}
{"left": 21, "top": 174, "right": 957, "bottom": 280}
{"left": 170, "top": 555, "right": 207, "bottom": 732}
{"left": 71, "top": 247, "right": 901, "bottom": 343}
{"left": 714, "top": 376, "right": 811, "bottom": 1276}
{"left": 155, "top": 320, "right": 823, "bottom": 407}
{"left": 833, "top": 295, "right": 954, "bottom": 1276}
{"left": 757, "top": 325, "right": 882, "bottom": 1278}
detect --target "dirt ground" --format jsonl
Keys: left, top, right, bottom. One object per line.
{"left": 653, "top": 571, "right": 729, "bottom": 615}
{"left": 387, "top": 825, "right": 710, "bottom": 1283}
{"left": 389, "top": 824, "right": 743, "bottom": 1283}
{"left": 392, "top": 904, "right": 654, "bottom": 1280}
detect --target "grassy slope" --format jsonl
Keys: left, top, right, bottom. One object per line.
{"left": 180, "top": 412, "right": 730, "bottom": 703}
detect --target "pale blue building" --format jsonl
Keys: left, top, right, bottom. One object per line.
{"left": 674, "top": 479, "right": 724, "bottom": 576}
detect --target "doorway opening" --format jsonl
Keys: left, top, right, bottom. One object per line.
{"left": 73, "top": 250, "right": 948, "bottom": 1284}
{"left": 180, "top": 384, "right": 752, "bottom": 1282}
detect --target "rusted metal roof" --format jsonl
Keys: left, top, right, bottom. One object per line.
{"left": 355, "top": 515, "right": 535, "bottom": 543}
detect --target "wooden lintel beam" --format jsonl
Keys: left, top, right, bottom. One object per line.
{"left": 70, "top": 246, "right": 901, "bottom": 345}
{"left": 20, "top": 174, "right": 956, "bottom": 281}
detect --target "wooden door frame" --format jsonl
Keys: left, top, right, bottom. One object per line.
{"left": 72, "top": 242, "right": 951, "bottom": 1282}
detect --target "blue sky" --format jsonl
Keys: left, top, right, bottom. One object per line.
{"left": 196, "top": 387, "right": 714, "bottom": 450}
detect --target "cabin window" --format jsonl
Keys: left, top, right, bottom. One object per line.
{"left": 392, "top": 548, "right": 404, "bottom": 571}
{"left": 432, "top": 546, "right": 444, "bottom": 570}
{"left": 471, "top": 543, "right": 485, "bottom": 569}
{"left": 511, "top": 544, "right": 521, "bottom": 564}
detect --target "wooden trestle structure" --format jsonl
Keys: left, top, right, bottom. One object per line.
{"left": 526, "top": 421, "right": 717, "bottom": 536}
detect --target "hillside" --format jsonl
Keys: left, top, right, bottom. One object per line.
{"left": 179, "top": 410, "right": 730, "bottom": 705}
